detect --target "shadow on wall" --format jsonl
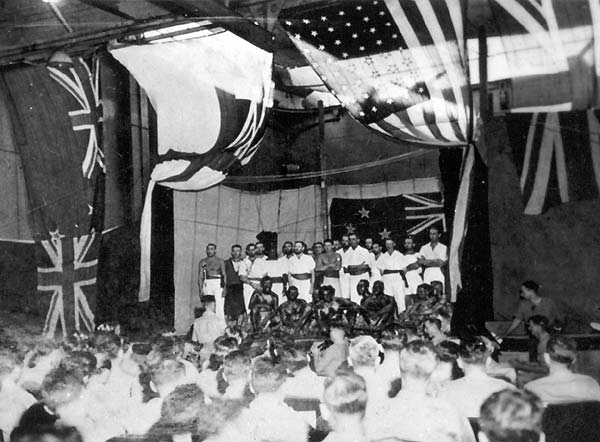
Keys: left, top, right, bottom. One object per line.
{"left": 487, "top": 117, "right": 600, "bottom": 332}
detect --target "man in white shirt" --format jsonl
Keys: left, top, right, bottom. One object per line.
{"left": 191, "top": 296, "right": 226, "bottom": 351}
{"left": 403, "top": 236, "right": 423, "bottom": 295}
{"left": 338, "top": 235, "right": 351, "bottom": 299}
{"left": 239, "top": 243, "right": 268, "bottom": 309}
{"left": 370, "top": 241, "right": 383, "bottom": 283}
{"left": 265, "top": 249, "right": 287, "bottom": 298}
{"left": 524, "top": 336, "right": 600, "bottom": 404}
{"left": 343, "top": 233, "right": 376, "bottom": 303}
{"left": 377, "top": 238, "right": 409, "bottom": 313}
{"left": 277, "top": 241, "right": 294, "bottom": 291}
{"left": 287, "top": 241, "right": 315, "bottom": 302}
{"left": 439, "top": 336, "right": 515, "bottom": 418}
{"left": 418, "top": 226, "right": 447, "bottom": 287}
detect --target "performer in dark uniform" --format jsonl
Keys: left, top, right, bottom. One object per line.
{"left": 224, "top": 244, "right": 246, "bottom": 325}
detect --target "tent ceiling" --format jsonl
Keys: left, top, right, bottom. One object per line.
{"left": 0, "top": 0, "right": 494, "bottom": 67}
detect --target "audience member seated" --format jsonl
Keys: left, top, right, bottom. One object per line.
{"left": 428, "top": 340, "right": 463, "bottom": 395}
{"left": 197, "top": 337, "right": 239, "bottom": 399}
{"left": 478, "top": 389, "right": 544, "bottom": 442}
{"left": 378, "top": 330, "right": 403, "bottom": 387}
{"left": 365, "top": 340, "right": 476, "bottom": 442}
{"left": 11, "top": 424, "right": 84, "bottom": 442}
{"left": 279, "top": 345, "right": 324, "bottom": 400}
{"left": 509, "top": 315, "right": 551, "bottom": 381}
{"left": 320, "top": 372, "right": 369, "bottom": 442}
{"left": 309, "top": 324, "right": 349, "bottom": 377}
{"left": 192, "top": 296, "right": 226, "bottom": 355}
{"left": 17, "top": 341, "right": 64, "bottom": 395}
{"left": 439, "top": 337, "right": 514, "bottom": 418}
{"left": 206, "top": 357, "right": 309, "bottom": 442}
{"left": 524, "top": 336, "right": 600, "bottom": 404}
{"left": 219, "top": 350, "right": 251, "bottom": 400}
{"left": 0, "top": 349, "right": 36, "bottom": 442}
{"left": 346, "top": 336, "right": 388, "bottom": 407}
{"left": 423, "top": 317, "right": 451, "bottom": 345}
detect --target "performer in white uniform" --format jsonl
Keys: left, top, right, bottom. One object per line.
{"left": 265, "top": 251, "right": 286, "bottom": 298}
{"left": 403, "top": 236, "right": 423, "bottom": 295}
{"left": 287, "top": 241, "right": 315, "bottom": 302}
{"left": 338, "top": 235, "right": 351, "bottom": 299}
{"left": 371, "top": 241, "right": 383, "bottom": 284}
{"left": 377, "top": 239, "right": 408, "bottom": 313}
{"left": 198, "top": 243, "right": 226, "bottom": 320}
{"left": 342, "top": 233, "right": 375, "bottom": 304}
{"left": 239, "top": 243, "right": 268, "bottom": 309}
{"left": 418, "top": 226, "right": 447, "bottom": 287}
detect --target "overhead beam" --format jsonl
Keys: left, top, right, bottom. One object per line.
{"left": 147, "top": 0, "right": 276, "bottom": 52}
{"left": 76, "top": 0, "right": 136, "bottom": 20}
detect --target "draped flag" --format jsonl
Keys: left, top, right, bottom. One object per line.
{"left": 37, "top": 233, "right": 99, "bottom": 338}
{"left": 330, "top": 192, "right": 446, "bottom": 248}
{"left": 507, "top": 110, "right": 600, "bottom": 215}
{"left": 2, "top": 55, "right": 105, "bottom": 337}
{"left": 109, "top": 31, "right": 273, "bottom": 301}
{"left": 488, "top": 0, "right": 600, "bottom": 111}
{"left": 280, "top": 0, "right": 471, "bottom": 145}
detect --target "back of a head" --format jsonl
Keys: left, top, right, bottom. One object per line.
{"left": 278, "top": 345, "right": 308, "bottom": 373}
{"left": 93, "top": 332, "right": 121, "bottom": 360}
{"left": 59, "top": 351, "right": 97, "bottom": 376}
{"left": 546, "top": 336, "right": 577, "bottom": 367}
{"left": 150, "top": 359, "right": 186, "bottom": 388}
{"left": 158, "top": 383, "right": 205, "bottom": 428}
{"left": 323, "top": 372, "right": 368, "bottom": 417}
{"left": 222, "top": 351, "right": 252, "bottom": 381}
{"left": 11, "top": 425, "right": 83, "bottom": 442}
{"left": 479, "top": 389, "right": 544, "bottom": 442}
{"left": 399, "top": 340, "right": 437, "bottom": 380}
{"left": 459, "top": 336, "right": 491, "bottom": 366}
{"left": 349, "top": 335, "right": 380, "bottom": 369}
{"left": 251, "top": 357, "right": 288, "bottom": 394}
{"left": 41, "top": 366, "right": 85, "bottom": 407}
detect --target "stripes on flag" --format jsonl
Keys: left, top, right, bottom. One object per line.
{"left": 280, "top": 0, "right": 471, "bottom": 146}
{"left": 508, "top": 110, "right": 600, "bottom": 215}
{"left": 404, "top": 193, "right": 447, "bottom": 235}
{"left": 37, "top": 233, "right": 98, "bottom": 338}
{"left": 47, "top": 56, "right": 104, "bottom": 179}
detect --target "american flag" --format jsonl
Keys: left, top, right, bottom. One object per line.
{"left": 281, "top": 0, "right": 470, "bottom": 145}
{"left": 47, "top": 56, "right": 104, "bottom": 179}
{"left": 37, "top": 232, "right": 98, "bottom": 338}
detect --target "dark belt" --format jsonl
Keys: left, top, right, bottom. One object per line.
{"left": 290, "top": 273, "right": 311, "bottom": 280}
{"left": 346, "top": 265, "right": 369, "bottom": 276}
{"left": 323, "top": 270, "right": 340, "bottom": 278}
{"left": 270, "top": 276, "right": 284, "bottom": 284}
{"left": 247, "top": 277, "right": 262, "bottom": 281}
{"left": 382, "top": 269, "right": 402, "bottom": 275}
{"left": 206, "top": 275, "right": 222, "bottom": 280}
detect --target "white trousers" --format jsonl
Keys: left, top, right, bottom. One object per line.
{"left": 339, "top": 272, "right": 350, "bottom": 299}
{"left": 322, "top": 277, "right": 342, "bottom": 298}
{"left": 423, "top": 268, "right": 445, "bottom": 288}
{"left": 289, "top": 277, "right": 312, "bottom": 302}
{"left": 203, "top": 279, "right": 224, "bottom": 319}
{"left": 271, "top": 282, "right": 284, "bottom": 298}
{"left": 348, "top": 273, "right": 370, "bottom": 304}
{"left": 243, "top": 284, "right": 254, "bottom": 311}
{"left": 405, "top": 270, "right": 423, "bottom": 295}
{"left": 382, "top": 274, "right": 406, "bottom": 313}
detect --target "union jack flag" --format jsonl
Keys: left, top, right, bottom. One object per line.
{"left": 37, "top": 232, "right": 98, "bottom": 338}
{"left": 403, "top": 193, "right": 446, "bottom": 236}
{"left": 47, "top": 56, "right": 105, "bottom": 179}
{"left": 281, "top": 0, "right": 471, "bottom": 146}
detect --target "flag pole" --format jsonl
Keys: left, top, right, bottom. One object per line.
{"left": 317, "top": 100, "right": 329, "bottom": 239}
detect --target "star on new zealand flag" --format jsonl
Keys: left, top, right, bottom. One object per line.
{"left": 330, "top": 193, "right": 445, "bottom": 248}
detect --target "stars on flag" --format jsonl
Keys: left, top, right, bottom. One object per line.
{"left": 345, "top": 223, "right": 356, "bottom": 234}
{"left": 379, "top": 228, "right": 391, "bottom": 239}
{"left": 358, "top": 207, "right": 371, "bottom": 218}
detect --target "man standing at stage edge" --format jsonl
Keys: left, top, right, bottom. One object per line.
{"left": 343, "top": 233, "right": 375, "bottom": 303}
{"left": 377, "top": 239, "right": 408, "bottom": 313}
{"left": 198, "top": 243, "right": 227, "bottom": 320}
{"left": 288, "top": 241, "right": 315, "bottom": 302}
{"left": 315, "top": 239, "right": 342, "bottom": 296}
{"left": 418, "top": 226, "right": 447, "bottom": 288}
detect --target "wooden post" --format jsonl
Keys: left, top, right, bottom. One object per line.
{"left": 479, "top": 26, "right": 489, "bottom": 121}
{"left": 317, "top": 100, "right": 329, "bottom": 239}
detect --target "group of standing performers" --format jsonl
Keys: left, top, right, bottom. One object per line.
{"left": 197, "top": 226, "right": 448, "bottom": 335}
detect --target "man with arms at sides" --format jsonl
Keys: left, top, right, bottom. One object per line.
{"left": 198, "top": 243, "right": 227, "bottom": 320}
{"left": 287, "top": 240, "right": 315, "bottom": 303}
{"left": 312, "top": 241, "right": 325, "bottom": 289}
{"left": 278, "top": 241, "right": 294, "bottom": 290}
{"left": 403, "top": 235, "right": 423, "bottom": 299}
{"left": 503, "top": 279, "right": 564, "bottom": 338}
{"left": 478, "top": 389, "right": 545, "bottom": 442}
{"left": 370, "top": 241, "right": 383, "bottom": 283}
{"left": 248, "top": 276, "right": 279, "bottom": 332}
{"left": 223, "top": 244, "right": 246, "bottom": 326}
{"left": 524, "top": 335, "right": 600, "bottom": 404}
{"left": 315, "top": 239, "right": 343, "bottom": 297}
{"left": 377, "top": 238, "right": 410, "bottom": 313}
{"left": 265, "top": 248, "right": 286, "bottom": 298}
{"left": 439, "top": 336, "right": 515, "bottom": 418}
{"left": 338, "top": 235, "right": 351, "bottom": 299}
{"left": 239, "top": 243, "right": 268, "bottom": 311}
{"left": 254, "top": 240, "right": 266, "bottom": 261}
{"left": 342, "top": 233, "right": 376, "bottom": 304}
{"left": 418, "top": 226, "right": 447, "bottom": 288}
{"left": 366, "top": 340, "right": 475, "bottom": 442}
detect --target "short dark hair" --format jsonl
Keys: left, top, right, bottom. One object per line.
{"left": 207, "top": 243, "right": 217, "bottom": 249}
{"left": 324, "top": 238, "right": 333, "bottom": 245}
{"left": 11, "top": 425, "right": 83, "bottom": 442}
{"left": 429, "top": 226, "right": 440, "bottom": 233}
{"left": 479, "top": 389, "right": 544, "bottom": 442}
{"left": 425, "top": 317, "right": 441, "bottom": 330}
{"left": 245, "top": 243, "right": 255, "bottom": 250}
{"left": 313, "top": 241, "right": 323, "bottom": 247}
{"left": 254, "top": 241, "right": 263, "bottom": 247}
{"left": 527, "top": 315, "right": 549, "bottom": 330}
{"left": 231, "top": 244, "right": 242, "bottom": 250}
{"left": 522, "top": 280, "right": 539, "bottom": 292}
{"left": 282, "top": 241, "right": 293, "bottom": 247}
{"left": 349, "top": 233, "right": 358, "bottom": 239}
{"left": 261, "top": 275, "right": 272, "bottom": 284}
{"left": 546, "top": 336, "right": 577, "bottom": 366}
{"left": 371, "top": 241, "right": 381, "bottom": 248}
{"left": 399, "top": 340, "right": 437, "bottom": 380}
{"left": 458, "top": 336, "right": 490, "bottom": 365}
{"left": 201, "top": 295, "right": 216, "bottom": 305}
{"left": 251, "top": 357, "right": 288, "bottom": 393}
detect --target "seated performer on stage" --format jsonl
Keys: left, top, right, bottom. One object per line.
{"left": 361, "top": 281, "right": 397, "bottom": 328}
{"left": 278, "top": 286, "right": 308, "bottom": 332}
{"left": 248, "top": 276, "right": 279, "bottom": 332}
{"left": 357, "top": 279, "right": 372, "bottom": 306}
{"left": 298, "top": 285, "right": 363, "bottom": 335}
{"left": 198, "top": 244, "right": 227, "bottom": 320}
